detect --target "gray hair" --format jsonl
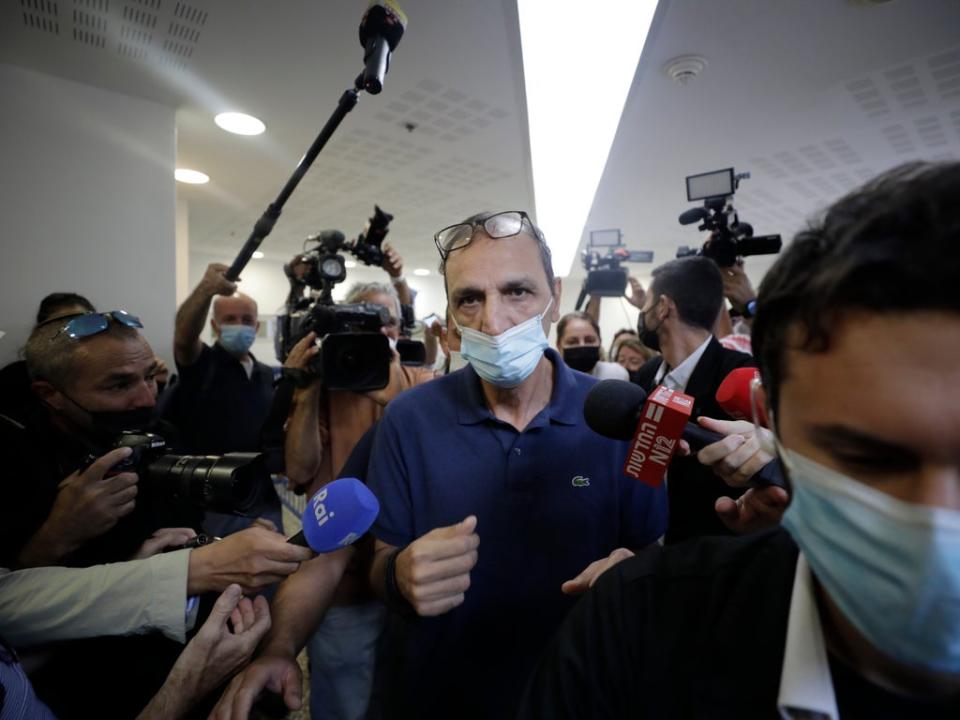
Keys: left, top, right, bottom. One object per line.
{"left": 438, "top": 211, "right": 555, "bottom": 292}
{"left": 24, "top": 316, "right": 140, "bottom": 389}
{"left": 345, "top": 281, "right": 401, "bottom": 320}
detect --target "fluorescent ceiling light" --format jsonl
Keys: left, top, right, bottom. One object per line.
{"left": 413, "top": 268, "right": 430, "bottom": 276}
{"left": 344, "top": 260, "right": 357, "bottom": 269}
{"left": 252, "top": 251, "right": 265, "bottom": 259}
{"left": 175, "top": 168, "right": 210, "bottom": 184}
{"left": 215, "top": 112, "right": 266, "bottom": 136}
{"left": 517, "top": 0, "right": 657, "bottom": 276}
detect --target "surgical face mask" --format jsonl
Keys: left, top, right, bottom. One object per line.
{"left": 446, "top": 350, "right": 469, "bottom": 374}
{"left": 637, "top": 304, "right": 662, "bottom": 353}
{"left": 779, "top": 444, "right": 960, "bottom": 674}
{"left": 454, "top": 298, "right": 553, "bottom": 388}
{"left": 562, "top": 345, "right": 600, "bottom": 373}
{"left": 218, "top": 324, "right": 256, "bottom": 356}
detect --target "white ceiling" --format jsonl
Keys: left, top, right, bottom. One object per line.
{"left": 3, "top": 0, "right": 959, "bottom": 286}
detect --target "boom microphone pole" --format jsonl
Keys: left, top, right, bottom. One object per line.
{"left": 225, "top": 1, "right": 408, "bottom": 281}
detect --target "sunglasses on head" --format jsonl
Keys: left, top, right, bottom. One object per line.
{"left": 51, "top": 310, "right": 144, "bottom": 339}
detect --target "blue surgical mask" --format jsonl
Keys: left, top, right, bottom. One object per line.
{"left": 218, "top": 324, "right": 256, "bottom": 356}
{"left": 454, "top": 298, "right": 553, "bottom": 388}
{"left": 779, "top": 444, "right": 960, "bottom": 674}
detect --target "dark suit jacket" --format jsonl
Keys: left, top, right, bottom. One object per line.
{"left": 634, "top": 336, "right": 756, "bottom": 544}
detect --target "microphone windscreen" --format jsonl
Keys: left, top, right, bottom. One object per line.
{"left": 359, "top": 1, "right": 408, "bottom": 50}
{"left": 301, "top": 477, "right": 380, "bottom": 553}
{"left": 715, "top": 367, "right": 762, "bottom": 423}
{"left": 584, "top": 380, "right": 649, "bottom": 441}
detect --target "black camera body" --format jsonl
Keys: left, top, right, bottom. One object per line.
{"left": 576, "top": 230, "right": 653, "bottom": 310}
{"left": 106, "top": 431, "right": 265, "bottom": 517}
{"left": 676, "top": 168, "right": 782, "bottom": 268}
{"left": 276, "top": 205, "right": 395, "bottom": 391}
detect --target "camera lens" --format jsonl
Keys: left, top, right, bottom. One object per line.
{"left": 144, "top": 452, "right": 266, "bottom": 515}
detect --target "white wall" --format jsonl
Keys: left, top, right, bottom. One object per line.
{"left": 0, "top": 63, "right": 176, "bottom": 367}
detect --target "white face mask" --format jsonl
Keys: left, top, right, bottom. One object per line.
{"left": 453, "top": 297, "right": 553, "bottom": 388}
{"left": 779, "top": 444, "right": 960, "bottom": 674}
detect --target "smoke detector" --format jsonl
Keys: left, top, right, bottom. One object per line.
{"left": 663, "top": 55, "right": 708, "bottom": 86}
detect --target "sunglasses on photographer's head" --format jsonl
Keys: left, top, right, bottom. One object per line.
{"left": 46, "top": 310, "right": 144, "bottom": 339}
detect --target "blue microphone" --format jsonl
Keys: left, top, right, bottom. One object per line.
{"left": 287, "top": 477, "right": 380, "bottom": 552}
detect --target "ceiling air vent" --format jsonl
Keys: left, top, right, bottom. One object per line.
{"left": 20, "top": 0, "right": 60, "bottom": 36}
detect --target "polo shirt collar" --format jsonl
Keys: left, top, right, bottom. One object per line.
{"left": 777, "top": 553, "right": 839, "bottom": 720}
{"left": 456, "top": 348, "right": 580, "bottom": 427}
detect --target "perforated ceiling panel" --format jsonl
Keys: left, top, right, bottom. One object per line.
{"left": 15, "top": 0, "right": 208, "bottom": 70}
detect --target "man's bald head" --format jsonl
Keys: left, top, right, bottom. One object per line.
{"left": 212, "top": 293, "right": 258, "bottom": 325}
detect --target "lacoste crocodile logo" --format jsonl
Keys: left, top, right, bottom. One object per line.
{"left": 572, "top": 475, "right": 591, "bottom": 488}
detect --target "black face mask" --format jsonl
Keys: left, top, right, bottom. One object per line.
{"left": 637, "top": 307, "right": 662, "bottom": 353}
{"left": 54, "top": 388, "right": 157, "bottom": 443}
{"left": 563, "top": 345, "right": 601, "bottom": 373}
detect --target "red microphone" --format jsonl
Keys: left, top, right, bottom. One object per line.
{"left": 715, "top": 367, "right": 768, "bottom": 427}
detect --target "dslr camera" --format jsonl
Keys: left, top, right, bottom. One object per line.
{"left": 576, "top": 229, "right": 653, "bottom": 310}
{"left": 676, "top": 168, "right": 782, "bottom": 268}
{"left": 102, "top": 431, "right": 266, "bottom": 518}
{"left": 276, "top": 206, "right": 395, "bottom": 391}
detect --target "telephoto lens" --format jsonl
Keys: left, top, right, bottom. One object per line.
{"left": 145, "top": 452, "right": 266, "bottom": 515}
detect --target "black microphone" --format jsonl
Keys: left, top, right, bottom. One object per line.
{"left": 357, "top": 1, "right": 408, "bottom": 94}
{"left": 584, "top": 380, "right": 723, "bottom": 450}
{"left": 678, "top": 207, "right": 709, "bottom": 226}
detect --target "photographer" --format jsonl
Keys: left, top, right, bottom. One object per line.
{"left": 166, "top": 263, "right": 282, "bottom": 537}
{"left": 282, "top": 277, "right": 435, "bottom": 720}
{"left": 0, "top": 311, "right": 312, "bottom": 717}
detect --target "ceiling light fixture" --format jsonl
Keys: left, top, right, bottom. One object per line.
{"left": 344, "top": 260, "right": 357, "bottom": 269}
{"left": 517, "top": 0, "right": 657, "bottom": 276}
{"left": 413, "top": 268, "right": 430, "bottom": 276}
{"left": 175, "top": 168, "right": 210, "bottom": 184}
{"left": 214, "top": 112, "right": 266, "bottom": 136}
{"left": 252, "top": 251, "right": 265, "bottom": 259}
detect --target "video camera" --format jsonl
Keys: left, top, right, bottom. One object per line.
{"left": 676, "top": 168, "right": 782, "bottom": 268}
{"left": 276, "top": 206, "right": 395, "bottom": 391}
{"left": 97, "top": 431, "right": 265, "bottom": 518}
{"left": 575, "top": 229, "right": 653, "bottom": 311}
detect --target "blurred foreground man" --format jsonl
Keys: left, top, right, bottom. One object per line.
{"left": 518, "top": 162, "right": 960, "bottom": 719}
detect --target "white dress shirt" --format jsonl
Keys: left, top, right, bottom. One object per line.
{"left": 0, "top": 548, "right": 198, "bottom": 647}
{"left": 653, "top": 336, "right": 712, "bottom": 392}
{"left": 777, "top": 554, "right": 839, "bottom": 720}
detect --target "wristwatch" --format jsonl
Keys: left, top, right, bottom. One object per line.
{"left": 743, "top": 298, "right": 758, "bottom": 319}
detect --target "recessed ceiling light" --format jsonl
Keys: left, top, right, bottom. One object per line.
{"left": 344, "top": 260, "right": 357, "bottom": 269}
{"left": 214, "top": 112, "right": 266, "bottom": 136}
{"left": 413, "top": 268, "right": 430, "bottom": 276}
{"left": 175, "top": 168, "right": 209, "bottom": 184}
{"left": 252, "top": 251, "right": 265, "bottom": 259}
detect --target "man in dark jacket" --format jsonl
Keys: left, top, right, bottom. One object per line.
{"left": 633, "top": 256, "right": 756, "bottom": 543}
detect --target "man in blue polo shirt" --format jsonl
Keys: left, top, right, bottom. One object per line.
{"left": 363, "top": 211, "right": 668, "bottom": 719}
